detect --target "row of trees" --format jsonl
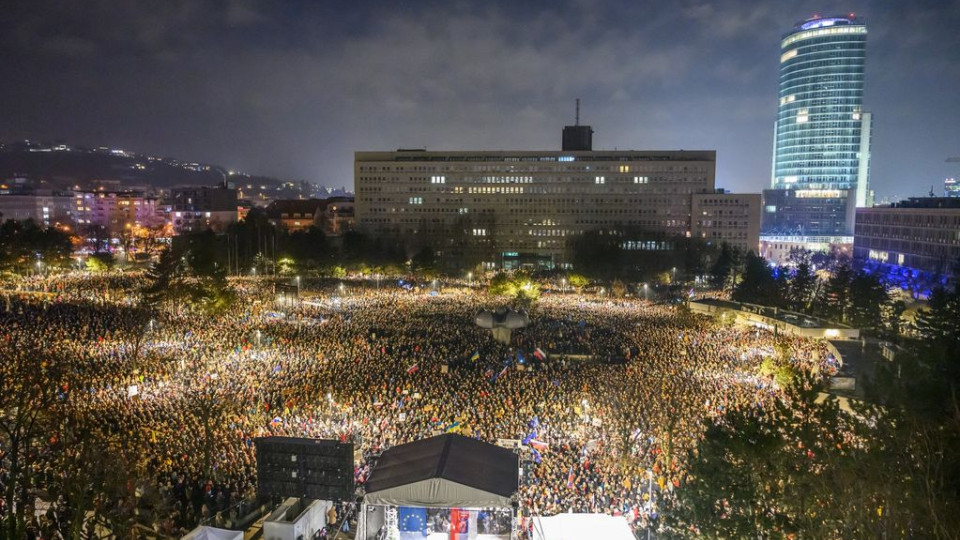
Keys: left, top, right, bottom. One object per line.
{"left": 0, "top": 219, "right": 73, "bottom": 273}
{"left": 712, "top": 247, "right": 903, "bottom": 332}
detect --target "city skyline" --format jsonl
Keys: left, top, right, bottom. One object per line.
{"left": 1, "top": 0, "right": 957, "bottom": 200}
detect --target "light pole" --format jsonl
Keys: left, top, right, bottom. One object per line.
{"left": 643, "top": 283, "right": 649, "bottom": 302}
{"left": 376, "top": 273, "right": 381, "bottom": 291}
{"left": 255, "top": 329, "right": 262, "bottom": 347}
{"left": 672, "top": 267, "right": 677, "bottom": 283}
{"left": 561, "top": 278, "right": 566, "bottom": 292}
{"left": 646, "top": 468, "right": 654, "bottom": 540}
{"left": 467, "top": 272, "right": 473, "bottom": 286}
{"left": 339, "top": 282, "right": 345, "bottom": 295}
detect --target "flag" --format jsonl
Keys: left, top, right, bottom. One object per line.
{"left": 470, "top": 350, "right": 480, "bottom": 362}
{"left": 406, "top": 363, "right": 419, "bottom": 375}
{"left": 492, "top": 365, "right": 508, "bottom": 382}
{"left": 444, "top": 422, "right": 461, "bottom": 433}
{"left": 533, "top": 348, "right": 546, "bottom": 360}
{"left": 531, "top": 448, "right": 542, "bottom": 464}
{"left": 566, "top": 466, "right": 575, "bottom": 488}
{"left": 529, "top": 439, "right": 549, "bottom": 452}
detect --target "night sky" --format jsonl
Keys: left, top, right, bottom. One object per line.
{"left": 2, "top": 0, "right": 958, "bottom": 200}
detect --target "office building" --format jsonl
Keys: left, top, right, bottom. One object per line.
{"left": 854, "top": 198, "right": 960, "bottom": 284}
{"left": 356, "top": 133, "right": 733, "bottom": 268}
{"left": 691, "top": 192, "right": 762, "bottom": 254}
{"left": 762, "top": 14, "right": 871, "bottom": 262}
{"left": 170, "top": 184, "right": 238, "bottom": 234}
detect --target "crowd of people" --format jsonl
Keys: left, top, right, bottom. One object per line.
{"left": 0, "top": 274, "right": 831, "bottom": 539}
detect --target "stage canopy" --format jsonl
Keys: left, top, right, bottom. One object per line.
{"left": 364, "top": 433, "right": 519, "bottom": 508}
{"left": 181, "top": 526, "right": 243, "bottom": 540}
{"left": 531, "top": 514, "right": 635, "bottom": 540}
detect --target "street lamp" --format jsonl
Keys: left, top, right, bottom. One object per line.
{"left": 672, "top": 267, "right": 677, "bottom": 283}
{"left": 376, "top": 273, "right": 381, "bottom": 291}
{"left": 467, "top": 272, "right": 473, "bottom": 286}
{"left": 646, "top": 468, "right": 655, "bottom": 540}
{"left": 561, "top": 278, "right": 566, "bottom": 292}
{"left": 339, "top": 282, "right": 345, "bottom": 295}
{"left": 643, "top": 283, "right": 649, "bottom": 301}
{"left": 255, "top": 329, "right": 261, "bottom": 346}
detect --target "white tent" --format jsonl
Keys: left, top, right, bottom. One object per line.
{"left": 181, "top": 525, "right": 243, "bottom": 540}
{"left": 530, "top": 514, "right": 634, "bottom": 540}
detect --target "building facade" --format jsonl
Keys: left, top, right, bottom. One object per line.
{"left": 355, "top": 148, "right": 721, "bottom": 268}
{"left": 691, "top": 192, "right": 761, "bottom": 254}
{"left": 763, "top": 14, "right": 871, "bottom": 260}
{"left": 854, "top": 198, "right": 960, "bottom": 284}
{"left": 0, "top": 192, "right": 75, "bottom": 228}
{"left": 170, "top": 185, "right": 238, "bottom": 234}
{"left": 74, "top": 191, "right": 164, "bottom": 234}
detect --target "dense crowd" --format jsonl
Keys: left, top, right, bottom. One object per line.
{"left": 0, "top": 274, "right": 830, "bottom": 538}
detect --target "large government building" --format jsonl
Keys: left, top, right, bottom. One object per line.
{"left": 762, "top": 14, "right": 871, "bottom": 262}
{"left": 355, "top": 126, "right": 760, "bottom": 269}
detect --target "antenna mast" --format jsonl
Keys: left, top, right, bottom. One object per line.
{"left": 575, "top": 98, "right": 580, "bottom": 126}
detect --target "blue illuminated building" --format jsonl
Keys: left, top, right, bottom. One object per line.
{"left": 854, "top": 198, "right": 960, "bottom": 295}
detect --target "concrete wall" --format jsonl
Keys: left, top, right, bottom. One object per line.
{"left": 690, "top": 301, "right": 860, "bottom": 340}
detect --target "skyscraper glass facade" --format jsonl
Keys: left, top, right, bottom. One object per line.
{"left": 767, "top": 15, "right": 870, "bottom": 237}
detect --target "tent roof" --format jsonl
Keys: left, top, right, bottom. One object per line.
{"left": 364, "top": 434, "right": 518, "bottom": 508}
{"left": 531, "top": 514, "right": 635, "bottom": 540}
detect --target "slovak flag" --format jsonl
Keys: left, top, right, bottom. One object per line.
{"left": 566, "top": 466, "right": 575, "bottom": 488}
{"left": 407, "top": 363, "right": 419, "bottom": 375}
{"left": 533, "top": 348, "right": 546, "bottom": 360}
{"left": 529, "top": 440, "right": 549, "bottom": 452}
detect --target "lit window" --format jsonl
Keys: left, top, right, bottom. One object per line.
{"left": 408, "top": 197, "right": 423, "bottom": 205}
{"left": 595, "top": 176, "right": 605, "bottom": 184}
{"left": 780, "top": 49, "right": 797, "bottom": 63}
{"left": 633, "top": 176, "right": 648, "bottom": 184}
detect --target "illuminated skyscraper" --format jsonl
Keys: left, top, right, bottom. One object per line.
{"left": 761, "top": 14, "right": 871, "bottom": 260}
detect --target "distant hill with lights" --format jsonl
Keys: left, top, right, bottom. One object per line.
{"left": 0, "top": 140, "right": 350, "bottom": 199}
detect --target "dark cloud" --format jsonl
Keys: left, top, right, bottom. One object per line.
{"left": 1, "top": 0, "right": 957, "bottom": 199}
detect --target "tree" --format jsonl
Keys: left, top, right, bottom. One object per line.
{"left": 0, "top": 343, "right": 70, "bottom": 538}
{"left": 570, "top": 230, "right": 624, "bottom": 281}
{"left": 813, "top": 264, "right": 855, "bottom": 322}
{"left": 0, "top": 219, "right": 73, "bottom": 273}
{"left": 566, "top": 273, "right": 589, "bottom": 291}
{"left": 786, "top": 261, "right": 817, "bottom": 312}
{"left": 708, "top": 243, "right": 737, "bottom": 291}
{"left": 847, "top": 272, "right": 890, "bottom": 329}
{"left": 489, "top": 271, "right": 540, "bottom": 304}
{"left": 85, "top": 251, "right": 115, "bottom": 273}
{"left": 732, "top": 251, "right": 783, "bottom": 306}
